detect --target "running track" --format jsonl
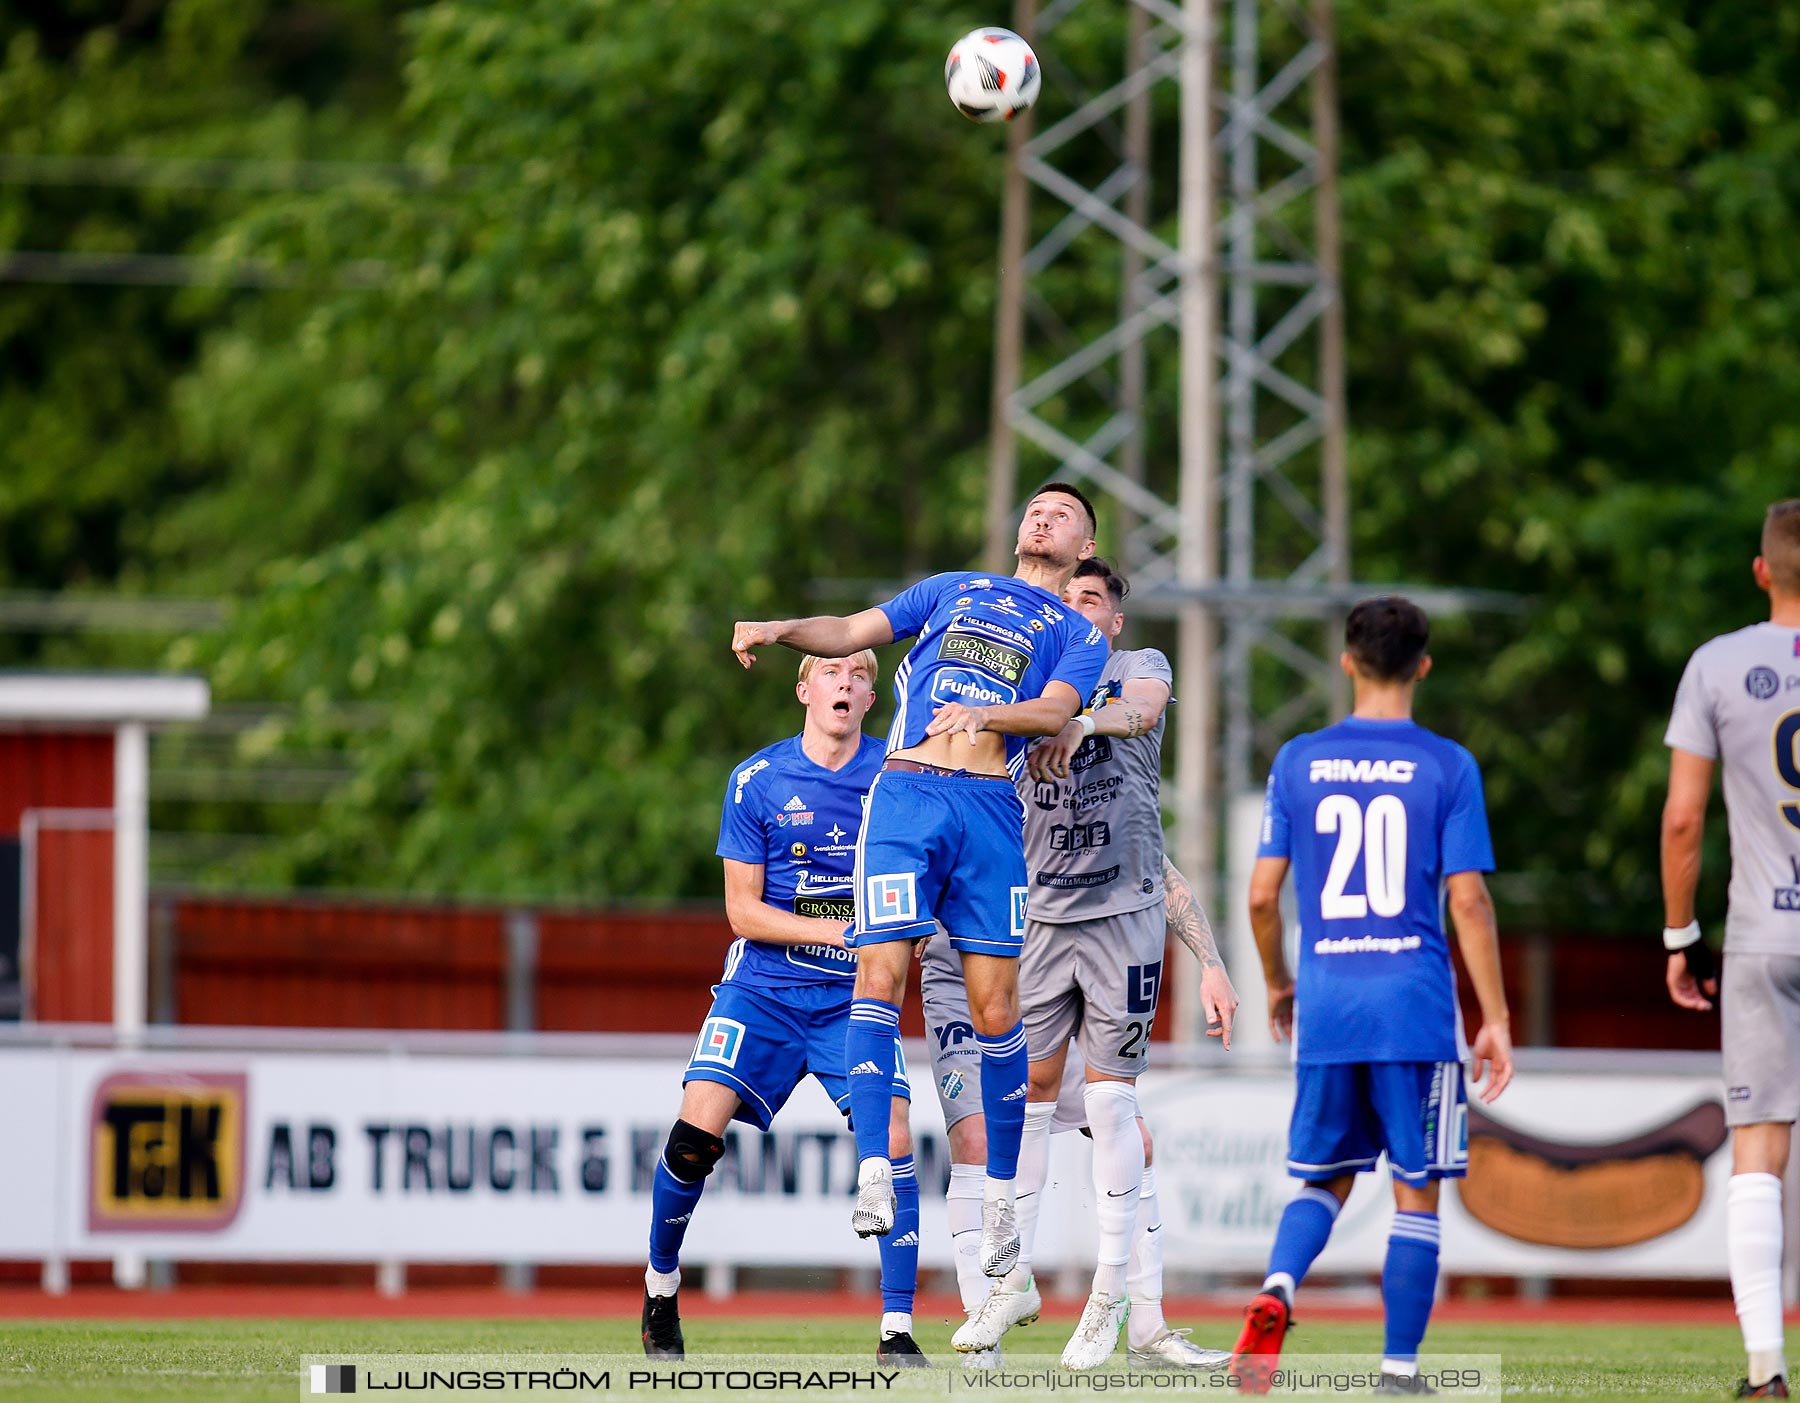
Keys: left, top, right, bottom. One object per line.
{"left": 0, "top": 1288, "right": 1751, "bottom": 1325}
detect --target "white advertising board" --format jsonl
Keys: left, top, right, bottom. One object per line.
{"left": 0, "top": 1035, "right": 1730, "bottom": 1278}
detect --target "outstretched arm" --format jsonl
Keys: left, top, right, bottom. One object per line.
{"left": 1030, "top": 678, "right": 1172, "bottom": 780}
{"left": 731, "top": 609, "right": 894, "bottom": 669}
{"left": 1163, "top": 854, "right": 1238, "bottom": 1049}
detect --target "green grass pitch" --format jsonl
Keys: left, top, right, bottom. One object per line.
{"left": 0, "top": 1315, "right": 1750, "bottom": 1401}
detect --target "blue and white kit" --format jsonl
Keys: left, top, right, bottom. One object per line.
{"left": 691, "top": 732, "right": 907, "bottom": 1129}
{"left": 851, "top": 572, "right": 1108, "bottom": 956}
{"left": 1258, "top": 716, "right": 1496, "bottom": 1181}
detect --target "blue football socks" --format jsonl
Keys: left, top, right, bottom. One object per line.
{"left": 647, "top": 1153, "right": 708, "bottom": 1274}
{"left": 879, "top": 1154, "right": 921, "bottom": 1313}
{"left": 976, "top": 1021, "right": 1030, "bottom": 1180}
{"left": 845, "top": 999, "right": 901, "bottom": 1164}
{"left": 1382, "top": 1211, "right": 1441, "bottom": 1363}
{"left": 1265, "top": 1184, "right": 1342, "bottom": 1290}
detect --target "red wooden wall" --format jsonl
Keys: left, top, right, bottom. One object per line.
{"left": 170, "top": 897, "right": 508, "bottom": 1029}
{"left": 154, "top": 891, "right": 1710, "bottom": 1050}
{"left": 1, "top": 731, "right": 114, "bottom": 1020}
{"left": 0, "top": 733, "right": 112, "bottom": 832}
{"left": 33, "top": 828, "right": 112, "bottom": 1021}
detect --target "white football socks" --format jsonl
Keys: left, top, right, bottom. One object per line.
{"left": 645, "top": 1265, "right": 680, "bottom": 1298}
{"left": 1127, "top": 1162, "right": 1167, "bottom": 1348}
{"left": 1085, "top": 1080, "right": 1144, "bottom": 1299}
{"left": 1001, "top": 1100, "right": 1056, "bottom": 1290}
{"left": 947, "top": 1162, "right": 988, "bottom": 1312}
{"left": 1729, "top": 1172, "right": 1787, "bottom": 1385}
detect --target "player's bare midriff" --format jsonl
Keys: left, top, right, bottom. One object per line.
{"left": 890, "top": 731, "right": 1010, "bottom": 776}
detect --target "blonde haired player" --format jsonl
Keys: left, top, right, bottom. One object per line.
{"left": 642, "top": 652, "right": 925, "bottom": 1365}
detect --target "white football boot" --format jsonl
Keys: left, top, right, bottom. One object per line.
{"left": 1060, "top": 1292, "right": 1129, "bottom": 1370}
{"left": 977, "top": 1197, "right": 1020, "bottom": 1277}
{"left": 952, "top": 1274, "right": 1043, "bottom": 1352}
{"left": 851, "top": 1159, "right": 895, "bottom": 1238}
{"left": 1128, "top": 1328, "right": 1231, "bottom": 1369}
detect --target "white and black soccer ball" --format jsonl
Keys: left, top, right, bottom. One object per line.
{"left": 944, "top": 27, "right": 1041, "bottom": 124}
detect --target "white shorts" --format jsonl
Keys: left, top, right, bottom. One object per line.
{"left": 1723, "top": 952, "right": 1800, "bottom": 1126}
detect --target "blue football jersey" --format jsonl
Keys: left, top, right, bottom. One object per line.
{"left": 1257, "top": 716, "right": 1495, "bottom": 1064}
{"left": 878, "top": 571, "right": 1109, "bottom": 779}
{"left": 716, "top": 733, "right": 885, "bottom": 987}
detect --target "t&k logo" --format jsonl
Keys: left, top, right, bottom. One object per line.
{"left": 88, "top": 1071, "right": 247, "bottom": 1233}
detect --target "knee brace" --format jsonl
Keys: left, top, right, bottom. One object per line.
{"left": 664, "top": 1120, "right": 726, "bottom": 1185}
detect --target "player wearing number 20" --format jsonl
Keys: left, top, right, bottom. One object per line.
{"left": 1231, "top": 596, "right": 1513, "bottom": 1395}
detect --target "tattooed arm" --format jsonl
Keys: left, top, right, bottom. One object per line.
{"left": 1163, "top": 854, "right": 1240, "bottom": 1049}
{"left": 1028, "top": 677, "right": 1171, "bottom": 780}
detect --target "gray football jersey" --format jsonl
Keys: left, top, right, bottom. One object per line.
{"left": 1018, "top": 646, "right": 1172, "bottom": 923}
{"left": 1666, "top": 622, "right": 1800, "bottom": 954}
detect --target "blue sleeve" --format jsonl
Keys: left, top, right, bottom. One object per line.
{"left": 878, "top": 573, "right": 949, "bottom": 642}
{"left": 1441, "top": 750, "right": 1496, "bottom": 876}
{"left": 1256, "top": 747, "right": 1292, "bottom": 859}
{"left": 716, "top": 764, "right": 769, "bottom": 864}
{"left": 1046, "top": 619, "right": 1108, "bottom": 699}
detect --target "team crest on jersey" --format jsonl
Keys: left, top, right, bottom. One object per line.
{"left": 693, "top": 1017, "right": 746, "bottom": 1067}
{"left": 866, "top": 873, "right": 918, "bottom": 925}
{"left": 1747, "top": 666, "right": 1780, "bottom": 701}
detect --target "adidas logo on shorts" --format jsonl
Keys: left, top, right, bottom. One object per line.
{"left": 850, "top": 1061, "right": 883, "bottom": 1076}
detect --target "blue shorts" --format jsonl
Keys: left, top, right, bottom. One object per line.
{"left": 683, "top": 979, "right": 910, "bottom": 1132}
{"left": 1288, "top": 1060, "right": 1468, "bottom": 1184}
{"left": 850, "top": 769, "right": 1028, "bottom": 956}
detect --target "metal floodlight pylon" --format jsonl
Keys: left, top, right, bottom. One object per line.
{"left": 983, "top": 0, "right": 1348, "bottom": 1041}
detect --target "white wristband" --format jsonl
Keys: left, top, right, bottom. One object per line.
{"left": 1662, "top": 920, "right": 1702, "bottom": 952}
{"left": 1075, "top": 713, "right": 1097, "bottom": 739}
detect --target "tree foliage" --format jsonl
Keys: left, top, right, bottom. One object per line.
{"left": 7, "top": 0, "right": 1800, "bottom": 922}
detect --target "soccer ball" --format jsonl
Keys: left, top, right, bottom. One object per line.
{"left": 945, "top": 28, "right": 1041, "bottom": 123}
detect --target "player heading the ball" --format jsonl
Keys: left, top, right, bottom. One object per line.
{"left": 731, "top": 483, "right": 1108, "bottom": 1277}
